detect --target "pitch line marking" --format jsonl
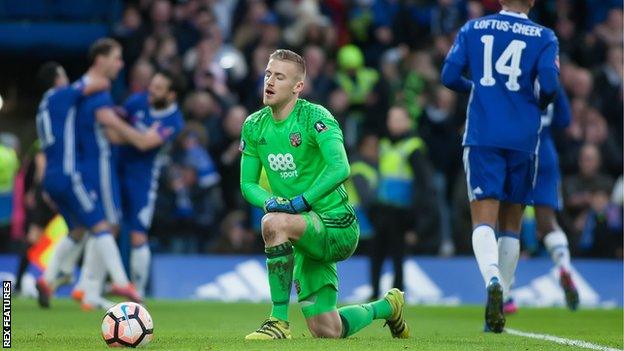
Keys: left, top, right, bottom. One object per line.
{"left": 506, "top": 328, "right": 622, "bottom": 351}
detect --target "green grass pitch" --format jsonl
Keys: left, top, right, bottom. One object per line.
{"left": 10, "top": 298, "right": 623, "bottom": 350}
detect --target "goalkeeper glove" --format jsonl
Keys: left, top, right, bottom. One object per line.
{"left": 264, "top": 195, "right": 310, "bottom": 214}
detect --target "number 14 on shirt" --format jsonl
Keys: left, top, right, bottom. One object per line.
{"left": 480, "top": 35, "right": 527, "bottom": 91}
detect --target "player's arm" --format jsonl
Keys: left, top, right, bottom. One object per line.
{"left": 264, "top": 135, "right": 350, "bottom": 214}
{"left": 552, "top": 86, "right": 571, "bottom": 129}
{"left": 240, "top": 153, "right": 272, "bottom": 208}
{"left": 537, "top": 31, "right": 561, "bottom": 109}
{"left": 239, "top": 121, "right": 272, "bottom": 208}
{"left": 441, "top": 24, "right": 472, "bottom": 93}
{"left": 441, "top": 62, "right": 472, "bottom": 93}
{"left": 301, "top": 137, "right": 350, "bottom": 205}
{"left": 96, "top": 108, "right": 163, "bottom": 150}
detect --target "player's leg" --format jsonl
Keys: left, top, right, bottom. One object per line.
{"left": 36, "top": 187, "right": 85, "bottom": 307}
{"left": 301, "top": 214, "right": 408, "bottom": 339}
{"left": 59, "top": 232, "right": 87, "bottom": 279}
{"left": 126, "top": 174, "right": 157, "bottom": 297}
{"left": 73, "top": 172, "right": 140, "bottom": 304}
{"left": 497, "top": 202, "right": 524, "bottom": 307}
{"left": 37, "top": 222, "right": 84, "bottom": 308}
{"left": 300, "top": 285, "right": 393, "bottom": 339}
{"left": 495, "top": 148, "right": 538, "bottom": 321}
{"left": 463, "top": 146, "right": 505, "bottom": 332}
{"left": 80, "top": 233, "right": 114, "bottom": 311}
{"left": 88, "top": 219, "right": 141, "bottom": 302}
{"left": 130, "top": 231, "right": 151, "bottom": 296}
{"left": 245, "top": 212, "right": 307, "bottom": 339}
{"left": 535, "top": 206, "right": 578, "bottom": 310}
{"left": 89, "top": 166, "right": 140, "bottom": 300}
{"left": 44, "top": 227, "right": 86, "bottom": 290}
{"left": 464, "top": 146, "right": 502, "bottom": 286}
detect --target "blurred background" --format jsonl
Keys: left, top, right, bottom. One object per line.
{"left": 0, "top": 0, "right": 621, "bottom": 304}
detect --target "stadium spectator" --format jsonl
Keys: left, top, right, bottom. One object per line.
{"left": 171, "top": 121, "right": 222, "bottom": 252}
{"left": 369, "top": 106, "right": 438, "bottom": 298}
{"left": 216, "top": 105, "right": 247, "bottom": 211}
{"left": 210, "top": 210, "right": 258, "bottom": 254}
{"left": 577, "top": 184, "right": 623, "bottom": 258}
{"left": 420, "top": 85, "right": 463, "bottom": 255}
{"left": 127, "top": 60, "right": 155, "bottom": 95}
{"left": 562, "top": 143, "right": 614, "bottom": 236}
{"left": 300, "top": 45, "right": 334, "bottom": 105}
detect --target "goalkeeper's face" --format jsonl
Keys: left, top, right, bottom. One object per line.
{"left": 263, "top": 59, "right": 304, "bottom": 107}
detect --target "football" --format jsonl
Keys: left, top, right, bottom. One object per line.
{"left": 101, "top": 302, "right": 153, "bottom": 348}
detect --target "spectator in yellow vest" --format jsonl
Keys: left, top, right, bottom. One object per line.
{"left": 369, "top": 106, "right": 439, "bottom": 299}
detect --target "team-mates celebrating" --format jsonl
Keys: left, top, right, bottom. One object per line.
{"left": 36, "top": 38, "right": 184, "bottom": 309}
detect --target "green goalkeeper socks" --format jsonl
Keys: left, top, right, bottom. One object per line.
{"left": 338, "top": 299, "right": 392, "bottom": 338}
{"left": 265, "top": 242, "right": 294, "bottom": 322}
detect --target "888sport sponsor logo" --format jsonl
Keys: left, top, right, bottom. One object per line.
{"left": 267, "top": 153, "right": 298, "bottom": 179}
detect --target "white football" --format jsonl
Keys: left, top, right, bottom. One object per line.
{"left": 101, "top": 302, "right": 154, "bottom": 348}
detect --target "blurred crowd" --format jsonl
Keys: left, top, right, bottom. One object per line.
{"left": 1, "top": 0, "right": 622, "bottom": 259}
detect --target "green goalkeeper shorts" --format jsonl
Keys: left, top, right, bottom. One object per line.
{"left": 293, "top": 211, "right": 359, "bottom": 301}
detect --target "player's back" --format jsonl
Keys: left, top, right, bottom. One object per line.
{"left": 453, "top": 11, "right": 558, "bottom": 153}
{"left": 36, "top": 83, "right": 83, "bottom": 176}
{"left": 75, "top": 87, "right": 115, "bottom": 169}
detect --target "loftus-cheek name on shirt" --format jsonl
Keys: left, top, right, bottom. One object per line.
{"left": 473, "top": 19, "right": 543, "bottom": 37}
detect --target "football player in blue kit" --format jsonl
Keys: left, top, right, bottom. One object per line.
{"left": 99, "top": 70, "right": 185, "bottom": 296}
{"left": 34, "top": 61, "right": 111, "bottom": 308}
{"left": 441, "top": 0, "right": 560, "bottom": 332}
{"left": 504, "top": 87, "right": 578, "bottom": 314}
{"left": 70, "top": 38, "right": 145, "bottom": 309}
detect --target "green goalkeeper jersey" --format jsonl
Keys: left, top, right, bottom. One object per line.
{"left": 240, "top": 99, "right": 352, "bottom": 215}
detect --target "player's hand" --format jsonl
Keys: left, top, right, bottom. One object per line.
{"left": 264, "top": 195, "right": 310, "bottom": 214}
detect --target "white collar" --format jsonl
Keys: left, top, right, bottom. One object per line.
{"left": 499, "top": 10, "right": 529, "bottom": 19}
{"left": 150, "top": 103, "right": 178, "bottom": 119}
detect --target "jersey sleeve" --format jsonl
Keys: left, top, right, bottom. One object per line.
{"left": 552, "top": 86, "right": 571, "bottom": 129}
{"left": 538, "top": 29, "right": 560, "bottom": 73}
{"left": 123, "top": 93, "right": 145, "bottom": 115}
{"left": 444, "top": 22, "right": 470, "bottom": 67}
{"left": 306, "top": 104, "right": 344, "bottom": 145}
{"left": 240, "top": 117, "right": 259, "bottom": 157}
{"left": 91, "top": 91, "right": 115, "bottom": 111}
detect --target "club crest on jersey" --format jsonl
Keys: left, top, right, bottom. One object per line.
{"left": 289, "top": 132, "right": 302, "bottom": 147}
{"left": 314, "top": 121, "right": 327, "bottom": 133}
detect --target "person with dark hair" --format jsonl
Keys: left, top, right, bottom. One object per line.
{"left": 32, "top": 60, "right": 130, "bottom": 308}
{"left": 370, "top": 106, "right": 438, "bottom": 300}
{"left": 577, "top": 183, "right": 623, "bottom": 258}
{"left": 47, "top": 38, "right": 143, "bottom": 310}
{"left": 442, "top": 0, "right": 560, "bottom": 333}
{"left": 96, "top": 70, "right": 186, "bottom": 296}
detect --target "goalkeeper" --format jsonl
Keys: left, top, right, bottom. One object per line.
{"left": 240, "top": 49, "right": 409, "bottom": 340}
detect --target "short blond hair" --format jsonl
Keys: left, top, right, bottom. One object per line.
{"left": 269, "top": 49, "right": 306, "bottom": 80}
